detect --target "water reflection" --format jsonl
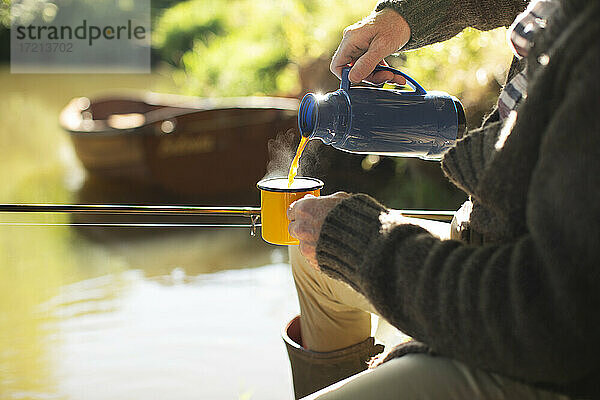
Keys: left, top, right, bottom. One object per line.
{"left": 51, "top": 263, "right": 297, "bottom": 400}
{"left": 1, "top": 226, "right": 297, "bottom": 400}
{"left": 0, "top": 67, "right": 297, "bottom": 399}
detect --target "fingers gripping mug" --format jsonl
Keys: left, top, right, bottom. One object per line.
{"left": 257, "top": 177, "right": 324, "bottom": 245}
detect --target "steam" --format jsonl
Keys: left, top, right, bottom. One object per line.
{"left": 297, "top": 139, "right": 321, "bottom": 178}
{"left": 263, "top": 129, "right": 295, "bottom": 179}
{"left": 263, "top": 129, "right": 321, "bottom": 180}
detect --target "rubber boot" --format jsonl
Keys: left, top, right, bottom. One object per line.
{"left": 283, "top": 315, "right": 384, "bottom": 399}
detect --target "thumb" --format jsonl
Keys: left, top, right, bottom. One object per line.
{"left": 348, "top": 45, "right": 387, "bottom": 83}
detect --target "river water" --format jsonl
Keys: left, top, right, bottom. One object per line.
{"left": 0, "top": 68, "right": 299, "bottom": 399}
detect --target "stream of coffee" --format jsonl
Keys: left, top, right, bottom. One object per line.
{"left": 287, "top": 136, "right": 309, "bottom": 187}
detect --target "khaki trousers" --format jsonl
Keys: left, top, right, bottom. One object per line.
{"left": 288, "top": 217, "right": 572, "bottom": 400}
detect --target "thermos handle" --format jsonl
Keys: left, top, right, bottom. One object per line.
{"left": 341, "top": 65, "right": 427, "bottom": 95}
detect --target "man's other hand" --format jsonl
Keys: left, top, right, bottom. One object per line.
{"left": 287, "top": 192, "right": 350, "bottom": 269}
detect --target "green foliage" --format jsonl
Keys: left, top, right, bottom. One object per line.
{"left": 0, "top": 0, "right": 9, "bottom": 28}
{"left": 395, "top": 28, "right": 513, "bottom": 127}
{"left": 154, "top": 1, "right": 513, "bottom": 113}
{"left": 152, "top": 0, "right": 228, "bottom": 66}
{"left": 153, "top": 0, "right": 375, "bottom": 96}
{"left": 377, "top": 159, "right": 467, "bottom": 210}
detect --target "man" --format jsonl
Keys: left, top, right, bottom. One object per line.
{"left": 284, "top": 0, "right": 600, "bottom": 399}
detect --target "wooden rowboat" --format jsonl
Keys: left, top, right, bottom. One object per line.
{"left": 60, "top": 93, "right": 299, "bottom": 201}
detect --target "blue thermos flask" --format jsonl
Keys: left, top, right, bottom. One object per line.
{"left": 298, "top": 65, "right": 466, "bottom": 161}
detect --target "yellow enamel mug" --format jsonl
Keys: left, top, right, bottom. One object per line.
{"left": 257, "top": 177, "right": 324, "bottom": 245}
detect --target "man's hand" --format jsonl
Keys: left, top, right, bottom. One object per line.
{"left": 330, "top": 8, "right": 411, "bottom": 85}
{"left": 287, "top": 192, "right": 350, "bottom": 269}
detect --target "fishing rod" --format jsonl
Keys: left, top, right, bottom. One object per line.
{"left": 0, "top": 204, "right": 261, "bottom": 216}
{"left": 0, "top": 204, "right": 262, "bottom": 230}
{"left": 0, "top": 203, "right": 453, "bottom": 228}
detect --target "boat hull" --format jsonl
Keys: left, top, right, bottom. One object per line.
{"left": 62, "top": 94, "right": 298, "bottom": 200}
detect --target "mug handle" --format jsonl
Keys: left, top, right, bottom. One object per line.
{"left": 341, "top": 65, "right": 426, "bottom": 95}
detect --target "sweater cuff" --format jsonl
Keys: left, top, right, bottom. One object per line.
{"left": 375, "top": 0, "right": 456, "bottom": 50}
{"left": 315, "top": 194, "right": 387, "bottom": 290}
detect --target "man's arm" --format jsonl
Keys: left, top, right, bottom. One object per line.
{"left": 331, "top": 0, "right": 527, "bottom": 88}
{"left": 316, "top": 47, "right": 600, "bottom": 388}
{"left": 376, "top": 0, "right": 528, "bottom": 50}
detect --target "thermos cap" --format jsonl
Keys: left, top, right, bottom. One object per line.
{"left": 298, "top": 93, "right": 317, "bottom": 137}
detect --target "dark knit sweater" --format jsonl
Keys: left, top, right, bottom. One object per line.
{"left": 376, "top": 0, "right": 528, "bottom": 50}
{"left": 316, "top": 0, "right": 600, "bottom": 398}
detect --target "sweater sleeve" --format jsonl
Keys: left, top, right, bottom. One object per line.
{"left": 316, "top": 50, "right": 600, "bottom": 389}
{"left": 375, "top": 0, "right": 528, "bottom": 50}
